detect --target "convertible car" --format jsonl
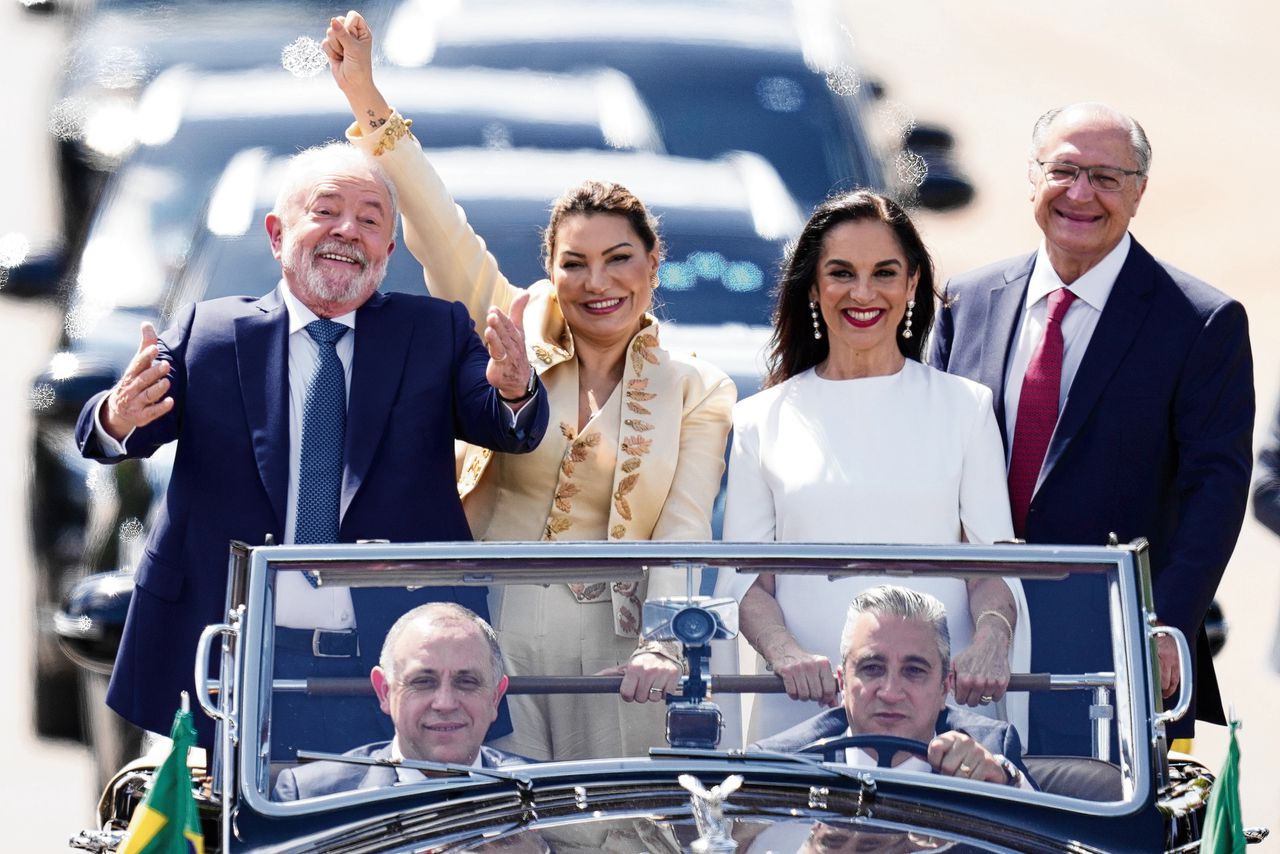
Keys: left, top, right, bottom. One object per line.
{"left": 62, "top": 540, "right": 1267, "bottom": 852}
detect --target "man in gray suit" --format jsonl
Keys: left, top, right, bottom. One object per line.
{"left": 274, "top": 603, "right": 526, "bottom": 799}
{"left": 752, "top": 586, "right": 1031, "bottom": 789}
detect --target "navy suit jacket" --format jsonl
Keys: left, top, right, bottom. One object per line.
{"left": 928, "top": 236, "right": 1253, "bottom": 739}
{"left": 272, "top": 740, "right": 529, "bottom": 801}
{"left": 75, "top": 289, "right": 549, "bottom": 742}
{"left": 750, "top": 705, "right": 1031, "bottom": 785}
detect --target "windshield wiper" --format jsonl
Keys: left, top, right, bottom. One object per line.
{"left": 294, "top": 749, "right": 532, "bottom": 786}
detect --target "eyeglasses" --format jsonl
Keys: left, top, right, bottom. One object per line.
{"left": 1036, "top": 160, "right": 1145, "bottom": 193}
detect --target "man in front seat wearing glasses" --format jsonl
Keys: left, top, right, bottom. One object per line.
{"left": 929, "top": 102, "right": 1253, "bottom": 755}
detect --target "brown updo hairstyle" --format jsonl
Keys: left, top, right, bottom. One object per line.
{"left": 541, "top": 179, "right": 663, "bottom": 277}
{"left": 765, "top": 189, "right": 936, "bottom": 387}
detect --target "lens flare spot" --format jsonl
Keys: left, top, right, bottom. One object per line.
{"left": 281, "top": 37, "right": 328, "bottom": 78}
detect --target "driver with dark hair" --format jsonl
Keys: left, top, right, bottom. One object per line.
{"left": 751, "top": 585, "right": 1034, "bottom": 789}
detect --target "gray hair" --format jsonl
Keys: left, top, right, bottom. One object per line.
{"left": 272, "top": 141, "right": 400, "bottom": 226}
{"left": 839, "top": 584, "right": 951, "bottom": 676}
{"left": 1029, "top": 103, "right": 1152, "bottom": 177}
{"left": 379, "top": 602, "right": 505, "bottom": 686}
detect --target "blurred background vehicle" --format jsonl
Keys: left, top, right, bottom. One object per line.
{"left": 381, "top": 0, "right": 974, "bottom": 214}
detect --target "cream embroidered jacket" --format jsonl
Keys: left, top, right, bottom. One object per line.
{"left": 349, "top": 113, "right": 736, "bottom": 637}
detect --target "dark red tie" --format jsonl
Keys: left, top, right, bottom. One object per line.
{"left": 1008, "top": 287, "right": 1077, "bottom": 537}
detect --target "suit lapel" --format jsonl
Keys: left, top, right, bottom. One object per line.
{"left": 1040, "top": 239, "right": 1155, "bottom": 486}
{"left": 342, "top": 292, "right": 410, "bottom": 522}
{"left": 235, "top": 291, "right": 289, "bottom": 531}
{"left": 978, "top": 255, "right": 1034, "bottom": 442}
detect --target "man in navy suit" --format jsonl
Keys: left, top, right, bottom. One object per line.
{"left": 752, "top": 586, "right": 1032, "bottom": 789}
{"left": 76, "top": 142, "right": 549, "bottom": 745}
{"left": 929, "top": 103, "right": 1253, "bottom": 752}
{"left": 274, "top": 603, "right": 528, "bottom": 800}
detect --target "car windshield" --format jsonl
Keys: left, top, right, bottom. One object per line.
{"left": 225, "top": 542, "right": 1160, "bottom": 820}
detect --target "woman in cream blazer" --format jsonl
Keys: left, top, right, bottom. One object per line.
{"left": 326, "top": 13, "right": 734, "bottom": 761}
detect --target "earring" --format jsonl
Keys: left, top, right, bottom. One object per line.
{"left": 809, "top": 300, "right": 822, "bottom": 340}
{"left": 902, "top": 299, "right": 915, "bottom": 339}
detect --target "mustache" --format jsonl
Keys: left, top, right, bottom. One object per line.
{"left": 310, "top": 239, "right": 369, "bottom": 269}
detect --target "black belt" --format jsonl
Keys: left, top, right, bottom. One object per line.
{"left": 275, "top": 627, "right": 360, "bottom": 658}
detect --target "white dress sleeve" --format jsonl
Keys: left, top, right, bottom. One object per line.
{"left": 956, "top": 384, "right": 1031, "bottom": 744}
{"left": 716, "top": 403, "right": 776, "bottom": 602}
{"left": 958, "top": 385, "right": 1015, "bottom": 543}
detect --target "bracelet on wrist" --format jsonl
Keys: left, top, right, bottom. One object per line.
{"left": 976, "top": 609, "right": 1014, "bottom": 643}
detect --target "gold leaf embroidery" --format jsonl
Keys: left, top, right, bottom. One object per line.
{"left": 532, "top": 345, "right": 553, "bottom": 364}
{"left": 621, "top": 435, "right": 652, "bottom": 456}
{"left": 617, "top": 606, "right": 639, "bottom": 636}
{"left": 616, "top": 473, "right": 639, "bottom": 497}
{"left": 626, "top": 401, "right": 651, "bottom": 415}
{"left": 553, "top": 482, "right": 581, "bottom": 513}
{"left": 627, "top": 390, "right": 656, "bottom": 401}
{"left": 635, "top": 333, "right": 659, "bottom": 349}
{"left": 561, "top": 459, "right": 576, "bottom": 477}
{"left": 615, "top": 495, "right": 633, "bottom": 520}
{"left": 578, "top": 432, "right": 602, "bottom": 448}
{"left": 627, "top": 378, "right": 650, "bottom": 392}
{"left": 568, "top": 444, "right": 590, "bottom": 463}
{"left": 621, "top": 458, "right": 641, "bottom": 473}
{"left": 371, "top": 115, "right": 414, "bottom": 156}
{"left": 571, "top": 582, "right": 608, "bottom": 602}
{"left": 559, "top": 422, "right": 576, "bottom": 440}
{"left": 546, "top": 517, "right": 573, "bottom": 535}
{"left": 612, "top": 581, "right": 639, "bottom": 597}
{"left": 610, "top": 524, "right": 626, "bottom": 539}
{"left": 625, "top": 418, "right": 654, "bottom": 432}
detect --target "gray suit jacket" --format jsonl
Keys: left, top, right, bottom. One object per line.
{"left": 272, "top": 740, "right": 529, "bottom": 801}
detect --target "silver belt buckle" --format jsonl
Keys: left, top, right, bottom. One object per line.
{"left": 311, "top": 628, "right": 358, "bottom": 658}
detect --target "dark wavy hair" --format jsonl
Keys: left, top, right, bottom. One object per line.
{"left": 765, "top": 190, "right": 937, "bottom": 387}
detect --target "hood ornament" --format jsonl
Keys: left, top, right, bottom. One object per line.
{"left": 680, "top": 773, "right": 741, "bottom": 853}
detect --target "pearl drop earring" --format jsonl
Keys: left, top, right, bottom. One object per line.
{"left": 809, "top": 300, "right": 822, "bottom": 340}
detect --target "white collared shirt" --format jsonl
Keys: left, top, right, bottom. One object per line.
{"left": 389, "top": 735, "right": 482, "bottom": 783}
{"left": 1002, "top": 233, "right": 1132, "bottom": 486}
{"left": 276, "top": 281, "right": 358, "bottom": 629}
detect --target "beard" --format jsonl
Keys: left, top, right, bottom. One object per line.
{"left": 281, "top": 233, "right": 388, "bottom": 307}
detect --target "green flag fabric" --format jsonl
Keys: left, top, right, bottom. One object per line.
{"left": 1199, "top": 720, "right": 1245, "bottom": 854}
{"left": 117, "top": 705, "right": 205, "bottom": 854}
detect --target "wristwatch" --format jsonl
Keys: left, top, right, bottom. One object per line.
{"left": 994, "top": 754, "right": 1022, "bottom": 787}
{"left": 498, "top": 366, "right": 538, "bottom": 404}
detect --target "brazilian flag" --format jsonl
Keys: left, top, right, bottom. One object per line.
{"left": 118, "top": 705, "right": 205, "bottom": 854}
{"left": 1199, "top": 720, "right": 1245, "bottom": 854}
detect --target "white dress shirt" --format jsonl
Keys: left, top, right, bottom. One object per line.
{"left": 1003, "top": 233, "right": 1132, "bottom": 488}
{"left": 389, "top": 735, "right": 481, "bottom": 781}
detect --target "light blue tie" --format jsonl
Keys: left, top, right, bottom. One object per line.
{"left": 295, "top": 320, "right": 348, "bottom": 586}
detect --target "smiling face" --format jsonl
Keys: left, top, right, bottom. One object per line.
{"left": 550, "top": 212, "right": 659, "bottom": 353}
{"left": 1030, "top": 107, "right": 1147, "bottom": 283}
{"left": 371, "top": 618, "right": 508, "bottom": 765}
{"left": 839, "top": 612, "right": 950, "bottom": 746}
{"left": 810, "top": 219, "right": 919, "bottom": 375}
{"left": 267, "top": 166, "right": 396, "bottom": 318}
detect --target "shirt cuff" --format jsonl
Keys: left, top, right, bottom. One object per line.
{"left": 93, "top": 397, "right": 133, "bottom": 454}
{"left": 500, "top": 386, "right": 540, "bottom": 426}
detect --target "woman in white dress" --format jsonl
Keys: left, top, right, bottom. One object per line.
{"left": 719, "top": 190, "right": 1029, "bottom": 743}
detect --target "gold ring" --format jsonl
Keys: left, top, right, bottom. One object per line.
{"left": 959, "top": 764, "right": 973, "bottom": 776}
{"left": 980, "top": 694, "right": 994, "bottom": 703}
{"left": 649, "top": 687, "right": 664, "bottom": 696}
{"left": 491, "top": 351, "right": 508, "bottom": 362}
